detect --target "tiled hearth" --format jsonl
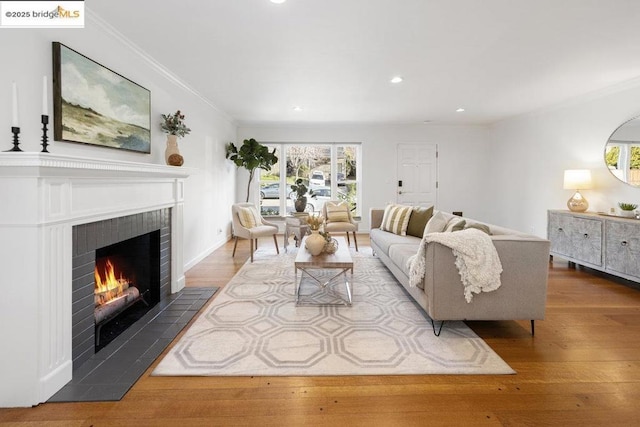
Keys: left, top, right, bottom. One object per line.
{"left": 49, "top": 287, "right": 217, "bottom": 402}
{"left": 0, "top": 153, "right": 190, "bottom": 407}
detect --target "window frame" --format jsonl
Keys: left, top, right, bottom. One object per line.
{"left": 258, "top": 142, "right": 361, "bottom": 218}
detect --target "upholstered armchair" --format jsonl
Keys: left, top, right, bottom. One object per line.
{"left": 322, "top": 200, "right": 358, "bottom": 251}
{"left": 231, "top": 203, "right": 280, "bottom": 262}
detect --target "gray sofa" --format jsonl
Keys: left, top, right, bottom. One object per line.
{"left": 369, "top": 208, "right": 550, "bottom": 335}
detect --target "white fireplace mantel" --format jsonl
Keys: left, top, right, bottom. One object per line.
{"left": 0, "top": 153, "right": 190, "bottom": 407}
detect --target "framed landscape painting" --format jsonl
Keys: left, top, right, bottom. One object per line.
{"left": 52, "top": 42, "right": 151, "bottom": 153}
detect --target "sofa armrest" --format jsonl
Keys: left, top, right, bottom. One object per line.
{"left": 423, "top": 237, "right": 550, "bottom": 321}
{"left": 369, "top": 208, "right": 384, "bottom": 229}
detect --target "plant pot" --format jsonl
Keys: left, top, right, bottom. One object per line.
{"left": 165, "top": 134, "right": 184, "bottom": 166}
{"left": 295, "top": 197, "right": 307, "bottom": 213}
{"left": 305, "top": 230, "right": 325, "bottom": 256}
{"left": 618, "top": 209, "right": 635, "bottom": 218}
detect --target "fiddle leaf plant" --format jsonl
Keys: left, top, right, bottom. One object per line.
{"left": 226, "top": 138, "right": 278, "bottom": 202}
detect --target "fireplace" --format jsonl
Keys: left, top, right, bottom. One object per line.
{"left": 0, "top": 153, "right": 189, "bottom": 407}
{"left": 72, "top": 209, "right": 171, "bottom": 367}
{"left": 94, "top": 230, "right": 161, "bottom": 350}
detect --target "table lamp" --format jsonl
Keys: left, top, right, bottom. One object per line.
{"left": 563, "top": 169, "right": 592, "bottom": 212}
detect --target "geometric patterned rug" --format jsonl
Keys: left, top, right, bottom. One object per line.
{"left": 152, "top": 247, "right": 514, "bottom": 376}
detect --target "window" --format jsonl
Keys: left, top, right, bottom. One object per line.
{"left": 259, "top": 143, "right": 361, "bottom": 217}
{"left": 258, "top": 146, "right": 282, "bottom": 216}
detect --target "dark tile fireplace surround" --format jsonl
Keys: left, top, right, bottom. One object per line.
{"left": 71, "top": 209, "right": 171, "bottom": 368}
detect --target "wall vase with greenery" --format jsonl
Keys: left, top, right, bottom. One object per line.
{"left": 161, "top": 110, "right": 191, "bottom": 166}
{"left": 226, "top": 138, "right": 278, "bottom": 202}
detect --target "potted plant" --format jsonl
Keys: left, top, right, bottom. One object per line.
{"left": 160, "top": 110, "right": 191, "bottom": 166}
{"left": 290, "top": 178, "right": 315, "bottom": 212}
{"left": 618, "top": 202, "right": 638, "bottom": 218}
{"left": 226, "top": 138, "right": 278, "bottom": 202}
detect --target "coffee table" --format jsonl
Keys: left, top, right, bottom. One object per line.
{"left": 294, "top": 236, "right": 353, "bottom": 306}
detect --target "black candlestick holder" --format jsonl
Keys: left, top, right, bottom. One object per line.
{"left": 41, "top": 115, "right": 49, "bottom": 153}
{"left": 6, "top": 126, "right": 22, "bottom": 152}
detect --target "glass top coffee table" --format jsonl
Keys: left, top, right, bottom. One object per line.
{"left": 294, "top": 236, "right": 353, "bottom": 306}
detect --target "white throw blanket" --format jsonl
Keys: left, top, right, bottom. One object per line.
{"left": 408, "top": 228, "right": 503, "bottom": 303}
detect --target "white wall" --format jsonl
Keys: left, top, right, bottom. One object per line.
{"left": 487, "top": 81, "right": 640, "bottom": 237}
{"left": 0, "top": 14, "right": 236, "bottom": 271}
{"left": 238, "top": 123, "right": 491, "bottom": 230}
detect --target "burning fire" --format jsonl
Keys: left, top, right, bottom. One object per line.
{"left": 95, "top": 259, "right": 130, "bottom": 307}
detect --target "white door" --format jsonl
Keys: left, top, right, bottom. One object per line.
{"left": 397, "top": 143, "right": 437, "bottom": 207}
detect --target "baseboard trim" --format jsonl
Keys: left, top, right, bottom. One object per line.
{"left": 184, "top": 235, "right": 231, "bottom": 271}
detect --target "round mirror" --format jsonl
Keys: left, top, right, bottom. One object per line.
{"left": 605, "top": 116, "right": 640, "bottom": 187}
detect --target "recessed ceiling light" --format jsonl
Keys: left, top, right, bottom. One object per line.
{"left": 390, "top": 76, "right": 403, "bottom": 84}
{"left": 293, "top": 106, "right": 303, "bottom": 111}
{"left": 270, "top": 0, "right": 286, "bottom": 3}
{"left": 456, "top": 108, "right": 465, "bottom": 112}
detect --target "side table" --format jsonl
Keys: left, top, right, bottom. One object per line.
{"left": 284, "top": 214, "right": 311, "bottom": 251}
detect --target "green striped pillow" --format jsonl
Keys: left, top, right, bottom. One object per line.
{"left": 380, "top": 204, "right": 413, "bottom": 236}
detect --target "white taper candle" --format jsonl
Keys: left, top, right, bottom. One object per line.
{"left": 11, "top": 82, "right": 19, "bottom": 127}
{"left": 42, "top": 76, "right": 48, "bottom": 116}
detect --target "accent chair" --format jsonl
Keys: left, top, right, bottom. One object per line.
{"left": 231, "top": 203, "right": 280, "bottom": 262}
{"left": 322, "top": 200, "right": 358, "bottom": 251}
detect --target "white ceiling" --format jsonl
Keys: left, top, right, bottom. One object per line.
{"left": 89, "top": 0, "right": 640, "bottom": 125}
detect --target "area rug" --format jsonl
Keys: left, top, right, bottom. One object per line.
{"left": 152, "top": 247, "right": 514, "bottom": 376}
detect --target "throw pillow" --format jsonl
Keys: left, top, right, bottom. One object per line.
{"left": 445, "top": 218, "right": 466, "bottom": 232}
{"left": 423, "top": 210, "right": 450, "bottom": 234}
{"left": 325, "top": 201, "right": 350, "bottom": 222}
{"left": 465, "top": 222, "right": 491, "bottom": 235}
{"left": 406, "top": 206, "right": 434, "bottom": 238}
{"left": 381, "top": 204, "right": 413, "bottom": 236}
{"left": 238, "top": 206, "right": 260, "bottom": 228}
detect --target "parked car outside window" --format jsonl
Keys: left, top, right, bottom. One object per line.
{"left": 309, "top": 171, "right": 325, "bottom": 187}
{"left": 260, "top": 182, "right": 280, "bottom": 199}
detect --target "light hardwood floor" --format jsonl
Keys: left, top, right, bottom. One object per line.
{"left": 2, "top": 235, "right": 640, "bottom": 426}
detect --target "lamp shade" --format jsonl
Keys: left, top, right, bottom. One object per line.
{"left": 563, "top": 169, "right": 592, "bottom": 190}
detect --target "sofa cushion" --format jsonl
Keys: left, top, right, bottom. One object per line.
{"left": 406, "top": 206, "right": 434, "bottom": 238}
{"left": 381, "top": 204, "right": 413, "bottom": 236}
{"left": 370, "top": 228, "right": 421, "bottom": 254}
{"left": 388, "top": 244, "right": 423, "bottom": 288}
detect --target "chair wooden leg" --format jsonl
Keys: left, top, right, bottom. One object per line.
{"left": 346, "top": 232, "right": 351, "bottom": 246}
{"left": 250, "top": 238, "right": 254, "bottom": 263}
{"left": 273, "top": 234, "right": 280, "bottom": 254}
{"left": 353, "top": 232, "right": 358, "bottom": 251}
{"left": 255, "top": 239, "right": 258, "bottom": 249}
{"left": 232, "top": 236, "right": 239, "bottom": 257}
